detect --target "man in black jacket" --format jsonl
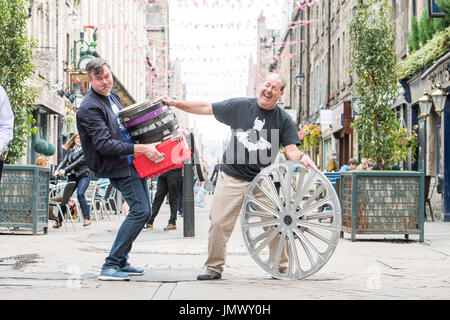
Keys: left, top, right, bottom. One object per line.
{"left": 76, "top": 58, "right": 162, "bottom": 281}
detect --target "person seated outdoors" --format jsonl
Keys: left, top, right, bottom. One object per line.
{"left": 338, "top": 158, "right": 359, "bottom": 172}
{"left": 53, "top": 133, "right": 92, "bottom": 227}
{"left": 357, "top": 158, "right": 374, "bottom": 170}
{"left": 371, "top": 159, "right": 401, "bottom": 171}
{"left": 327, "top": 155, "right": 337, "bottom": 172}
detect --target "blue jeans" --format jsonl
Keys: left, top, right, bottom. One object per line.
{"left": 59, "top": 173, "right": 91, "bottom": 220}
{"left": 102, "top": 165, "right": 151, "bottom": 270}
{"left": 70, "top": 174, "right": 91, "bottom": 220}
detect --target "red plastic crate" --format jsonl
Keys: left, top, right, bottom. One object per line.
{"left": 133, "top": 131, "right": 192, "bottom": 179}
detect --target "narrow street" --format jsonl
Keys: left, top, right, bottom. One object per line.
{"left": 1, "top": 194, "right": 449, "bottom": 300}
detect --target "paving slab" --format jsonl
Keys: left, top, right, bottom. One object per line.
{"left": 1, "top": 194, "right": 450, "bottom": 301}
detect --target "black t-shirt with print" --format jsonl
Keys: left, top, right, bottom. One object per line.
{"left": 212, "top": 97, "right": 301, "bottom": 182}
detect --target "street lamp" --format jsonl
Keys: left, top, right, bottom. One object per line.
{"left": 27, "top": 0, "right": 34, "bottom": 17}
{"left": 295, "top": 73, "right": 305, "bottom": 88}
{"left": 417, "top": 91, "right": 433, "bottom": 118}
{"left": 416, "top": 91, "right": 433, "bottom": 174}
{"left": 71, "top": 28, "right": 97, "bottom": 70}
{"left": 431, "top": 83, "right": 448, "bottom": 116}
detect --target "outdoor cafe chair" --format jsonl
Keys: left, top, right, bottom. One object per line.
{"left": 48, "top": 181, "right": 77, "bottom": 232}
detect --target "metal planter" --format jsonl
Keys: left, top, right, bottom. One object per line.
{"left": 0, "top": 165, "right": 50, "bottom": 235}
{"left": 339, "top": 171, "right": 424, "bottom": 242}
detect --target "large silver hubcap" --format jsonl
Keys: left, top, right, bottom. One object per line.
{"left": 240, "top": 160, "right": 341, "bottom": 280}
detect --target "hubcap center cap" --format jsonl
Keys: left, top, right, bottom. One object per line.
{"left": 284, "top": 215, "right": 293, "bottom": 225}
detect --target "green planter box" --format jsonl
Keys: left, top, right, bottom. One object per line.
{"left": 0, "top": 165, "right": 50, "bottom": 235}
{"left": 339, "top": 171, "right": 424, "bottom": 242}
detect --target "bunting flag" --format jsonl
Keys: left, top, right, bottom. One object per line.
{"left": 91, "top": 0, "right": 323, "bottom": 100}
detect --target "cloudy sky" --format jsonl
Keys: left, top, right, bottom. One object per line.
{"left": 168, "top": 0, "right": 285, "bottom": 169}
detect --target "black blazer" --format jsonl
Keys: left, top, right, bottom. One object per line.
{"left": 76, "top": 88, "right": 135, "bottom": 179}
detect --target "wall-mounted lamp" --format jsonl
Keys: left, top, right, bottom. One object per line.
{"left": 431, "top": 83, "right": 448, "bottom": 116}
{"left": 418, "top": 83, "right": 448, "bottom": 118}
{"left": 58, "top": 89, "right": 75, "bottom": 101}
{"left": 68, "top": 94, "right": 76, "bottom": 103}
{"left": 417, "top": 91, "right": 433, "bottom": 118}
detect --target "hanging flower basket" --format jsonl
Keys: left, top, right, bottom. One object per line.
{"left": 298, "top": 123, "right": 321, "bottom": 152}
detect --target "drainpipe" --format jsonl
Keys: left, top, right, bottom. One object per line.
{"left": 306, "top": 8, "right": 310, "bottom": 119}
{"left": 56, "top": 0, "right": 63, "bottom": 166}
{"left": 298, "top": 9, "right": 304, "bottom": 124}
{"left": 327, "top": 0, "right": 331, "bottom": 107}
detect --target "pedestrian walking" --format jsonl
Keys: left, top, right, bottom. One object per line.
{"left": 160, "top": 72, "right": 318, "bottom": 280}
{"left": 145, "top": 168, "right": 182, "bottom": 231}
{"left": 76, "top": 58, "right": 162, "bottom": 281}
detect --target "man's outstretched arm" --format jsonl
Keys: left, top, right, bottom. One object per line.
{"left": 160, "top": 96, "right": 213, "bottom": 115}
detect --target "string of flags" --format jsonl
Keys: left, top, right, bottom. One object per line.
{"left": 90, "top": 0, "right": 324, "bottom": 99}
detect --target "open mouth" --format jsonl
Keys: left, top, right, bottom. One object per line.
{"left": 262, "top": 92, "right": 272, "bottom": 100}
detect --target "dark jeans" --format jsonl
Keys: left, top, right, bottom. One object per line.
{"left": 58, "top": 173, "right": 91, "bottom": 220}
{"left": 102, "top": 164, "right": 151, "bottom": 270}
{"left": 72, "top": 173, "right": 90, "bottom": 219}
{"left": 178, "top": 176, "right": 183, "bottom": 214}
{"left": 148, "top": 169, "right": 181, "bottom": 226}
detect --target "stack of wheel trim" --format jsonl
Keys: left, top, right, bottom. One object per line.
{"left": 119, "top": 100, "right": 178, "bottom": 144}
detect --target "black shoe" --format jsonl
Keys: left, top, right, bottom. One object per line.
{"left": 197, "top": 269, "right": 222, "bottom": 280}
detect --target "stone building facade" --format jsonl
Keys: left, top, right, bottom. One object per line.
{"left": 25, "top": 0, "right": 182, "bottom": 169}
{"left": 145, "top": 0, "right": 188, "bottom": 129}
{"left": 265, "top": 0, "right": 430, "bottom": 169}
{"left": 26, "top": 0, "right": 83, "bottom": 167}
{"left": 257, "top": 0, "right": 447, "bottom": 219}
{"left": 79, "top": 0, "right": 148, "bottom": 105}
{"left": 249, "top": 11, "right": 280, "bottom": 98}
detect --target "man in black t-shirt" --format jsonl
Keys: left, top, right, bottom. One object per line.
{"left": 161, "top": 73, "right": 318, "bottom": 280}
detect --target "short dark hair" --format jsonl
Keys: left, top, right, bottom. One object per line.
{"left": 348, "top": 158, "right": 359, "bottom": 165}
{"left": 86, "top": 58, "right": 111, "bottom": 77}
